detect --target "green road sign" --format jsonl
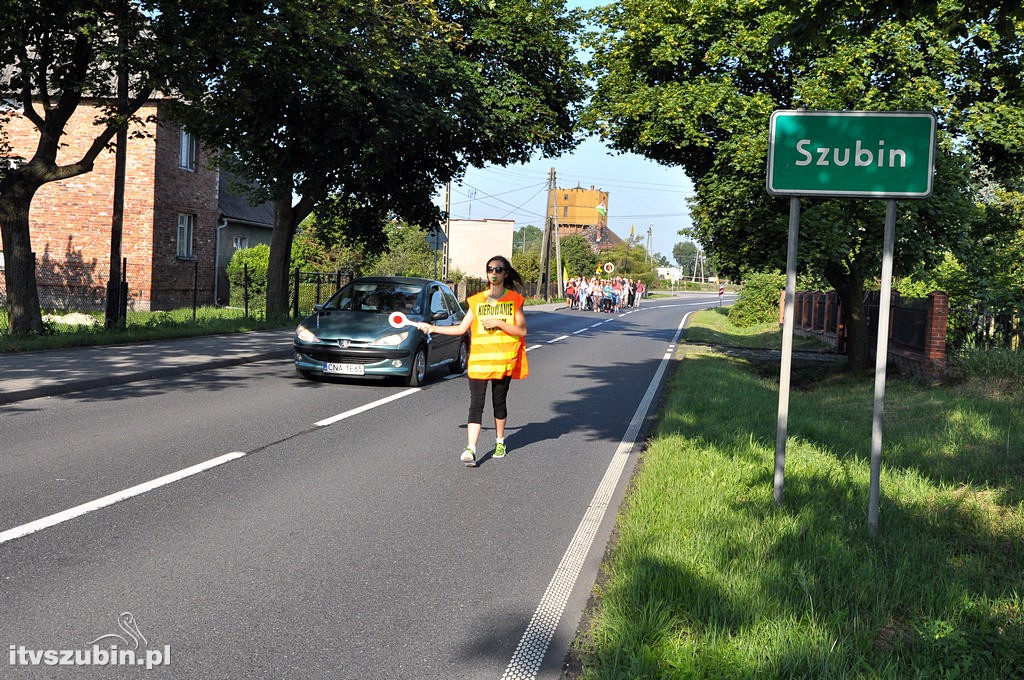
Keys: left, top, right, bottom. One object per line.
{"left": 767, "top": 111, "right": 936, "bottom": 198}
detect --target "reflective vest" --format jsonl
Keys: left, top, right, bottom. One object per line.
{"left": 466, "top": 290, "right": 529, "bottom": 380}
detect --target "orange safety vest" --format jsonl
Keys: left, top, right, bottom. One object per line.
{"left": 466, "top": 290, "right": 529, "bottom": 380}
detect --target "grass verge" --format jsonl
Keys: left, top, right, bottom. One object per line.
{"left": 683, "top": 307, "right": 830, "bottom": 351}
{"left": 0, "top": 307, "right": 288, "bottom": 353}
{"left": 570, "top": 314, "right": 1023, "bottom": 678}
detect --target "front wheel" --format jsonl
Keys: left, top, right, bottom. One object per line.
{"left": 449, "top": 338, "right": 468, "bottom": 374}
{"left": 406, "top": 346, "right": 427, "bottom": 386}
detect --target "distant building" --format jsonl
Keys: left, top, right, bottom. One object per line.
{"left": 547, "top": 184, "right": 621, "bottom": 252}
{"left": 445, "top": 218, "right": 515, "bottom": 278}
{"left": 657, "top": 266, "right": 685, "bottom": 284}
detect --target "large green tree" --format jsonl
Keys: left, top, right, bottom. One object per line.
{"left": 174, "top": 0, "right": 588, "bottom": 318}
{"left": 585, "top": 0, "right": 1024, "bottom": 367}
{"left": 0, "top": 0, "right": 212, "bottom": 334}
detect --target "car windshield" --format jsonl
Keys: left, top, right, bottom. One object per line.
{"left": 325, "top": 282, "right": 423, "bottom": 315}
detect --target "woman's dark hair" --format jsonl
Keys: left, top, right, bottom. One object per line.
{"left": 487, "top": 255, "right": 523, "bottom": 292}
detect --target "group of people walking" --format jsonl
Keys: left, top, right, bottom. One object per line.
{"left": 564, "top": 276, "right": 645, "bottom": 314}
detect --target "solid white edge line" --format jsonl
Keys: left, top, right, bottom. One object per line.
{"left": 0, "top": 451, "right": 248, "bottom": 546}
{"left": 314, "top": 387, "right": 421, "bottom": 427}
{"left": 501, "top": 311, "right": 693, "bottom": 679}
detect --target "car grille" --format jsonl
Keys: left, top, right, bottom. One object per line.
{"left": 296, "top": 344, "right": 408, "bottom": 363}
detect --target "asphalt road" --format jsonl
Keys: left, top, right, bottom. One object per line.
{"left": 1, "top": 294, "right": 730, "bottom": 679}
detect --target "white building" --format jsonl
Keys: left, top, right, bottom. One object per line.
{"left": 445, "top": 219, "right": 515, "bottom": 279}
{"left": 657, "top": 266, "right": 684, "bottom": 284}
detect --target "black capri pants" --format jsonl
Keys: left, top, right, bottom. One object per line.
{"left": 467, "top": 376, "right": 513, "bottom": 424}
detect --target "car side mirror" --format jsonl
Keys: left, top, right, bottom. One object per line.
{"left": 431, "top": 310, "right": 450, "bottom": 321}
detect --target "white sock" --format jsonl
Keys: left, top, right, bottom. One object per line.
{"left": 466, "top": 444, "right": 476, "bottom": 452}
{"left": 495, "top": 438, "right": 504, "bottom": 445}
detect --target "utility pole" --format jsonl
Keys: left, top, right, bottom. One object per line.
{"left": 539, "top": 168, "right": 555, "bottom": 300}
{"left": 552, "top": 172, "right": 563, "bottom": 297}
{"left": 105, "top": 1, "right": 130, "bottom": 330}
{"left": 646, "top": 225, "right": 653, "bottom": 263}
{"left": 442, "top": 182, "right": 450, "bottom": 280}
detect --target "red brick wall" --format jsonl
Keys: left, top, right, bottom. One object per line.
{"left": 4, "top": 99, "right": 219, "bottom": 311}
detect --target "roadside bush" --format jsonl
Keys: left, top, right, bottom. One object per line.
{"left": 226, "top": 244, "right": 269, "bottom": 308}
{"left": 728, "top": 270, "right": 785, "bottom": 327}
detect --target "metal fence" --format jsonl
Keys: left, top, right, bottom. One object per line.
{"left": 947, "top": 302, "right": 1023, "bottom": 353}
{"left": 0, "top": 258, "right": 359, "bottom": 334}
{"left": 864, "top": 291, "right": 929, "bottom": 353}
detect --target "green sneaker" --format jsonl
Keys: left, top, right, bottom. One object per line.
{"left": 492, "top": 442, "right": 507, "bottom": 459}
{"left": 460, "top": 447, "right": 477, "bottom": 467}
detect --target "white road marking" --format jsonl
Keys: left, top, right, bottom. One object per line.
{"left": 0, "top": 451, "right": 248, "bottom": 546}
{"left": 547, "top": 335, "right": 570, "bottom": 344}
{"left": 314, "top": 387, "right": 421, "bottom": 427}
{"left": 500, "top": 311, "right": 693, "bottom": 680}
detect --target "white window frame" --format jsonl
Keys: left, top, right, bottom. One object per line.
{"left": 176, "top": 213, "right": 196, "bottom": 258}
{"left": 232, "top": 235, "right": 248, "bottom": 250}
{"left": 179, "top": 128, "right": 196, "bottom": 171}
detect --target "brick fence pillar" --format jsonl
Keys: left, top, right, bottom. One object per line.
{"left": 925, "top": 290, "right": 949, "bottom": 376}
{"left": 778, "top": 289, "right": 786, "bottom": 325}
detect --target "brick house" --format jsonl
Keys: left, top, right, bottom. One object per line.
{"left": 2, "top": 98, "right": 272, "bottom": 312}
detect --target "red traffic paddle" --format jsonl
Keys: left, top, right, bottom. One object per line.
{"left": 388, "top": 311, "right": 413, "bottom": 328}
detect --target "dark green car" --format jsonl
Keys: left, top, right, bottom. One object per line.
{"left": 293, "top": 276, "right": 468, "bottom": 386}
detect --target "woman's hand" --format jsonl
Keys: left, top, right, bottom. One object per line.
{"left": 480, "top": 317, "right": 502, "bottom": 332}
{"left": 414, "top": 322, "right": 433, "bottom": 334}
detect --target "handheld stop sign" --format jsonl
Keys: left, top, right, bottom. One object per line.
{"left": 388, "top": 311, "right": 413, "bottom": 329}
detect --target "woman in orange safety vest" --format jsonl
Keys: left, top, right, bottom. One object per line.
{"left": 416, "top": 255, "right": 528, "bottom": 467}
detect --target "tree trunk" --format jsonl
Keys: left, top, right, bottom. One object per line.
{"left": 266, "top": 198, "right": 298, "bottom": 320}
{"left": 0, "top": 179, "right": 44, "bottom": 335}
{"left": 833, "top": 277, "right": 870, "bottom": 370}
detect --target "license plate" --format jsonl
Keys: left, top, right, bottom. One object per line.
{"left": 322, "top": 362, "right": 365, "bottom": 376}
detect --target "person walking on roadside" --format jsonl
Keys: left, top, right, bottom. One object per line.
{"left": 415, "top": 255, "right": 529, "bottom": 467}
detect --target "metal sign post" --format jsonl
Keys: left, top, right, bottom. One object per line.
{"left": 774, "top": 196, "right": 800, "bottom": 505}
{"left": 766, "top": 110, "right": 935, "bottom": 533}
{"left": 868, "top": 200, "right": 898, "bottom": 534}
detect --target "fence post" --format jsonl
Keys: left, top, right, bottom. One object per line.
{"left": 119, "top": 257, "right": 128, "bottom": 327}
{"left": 292, "top": 266, "right": 300, "bottom": 318}
{"left": 925, "top": 291, "right": 949, "bottom": 376}
{"left": 243, "top": 263, "right": 250, "bottom": 318}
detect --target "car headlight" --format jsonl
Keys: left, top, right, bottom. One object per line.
{"left": 373, "top": 331, "right": 408, "bottom": 347}
{"left": 296, "top": 324, "right": 320, "bottom": 343}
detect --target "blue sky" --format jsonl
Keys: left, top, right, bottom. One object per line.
{"left": 442, "top": 138, "right": 694, "bottom": 263}
{"left": 436, "top": 0, "right": 696, "bottom": 264}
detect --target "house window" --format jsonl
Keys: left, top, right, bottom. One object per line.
{"left": 563, "top": 206, "right": 568, "bottom": 218}
{"left": 179, "top": 128, "right": 196, "bottom": 171}
{"left": 232, "top": 236, "right": 248, "bottom": 250}
{"left": 177, "top": 213, "right": 196, "bottom": 258}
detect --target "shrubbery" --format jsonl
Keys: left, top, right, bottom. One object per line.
{"left": 728, "top": 271, "right": 785, "bottom": 327}
{"left": 226, "top": 243, "right": 270, "bottom": 308}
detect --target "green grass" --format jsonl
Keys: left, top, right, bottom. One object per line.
{"left": 573, "top": 321, "right": 1024, "bottom": 678}
{"left": 684, "top": 306, "right": 831, "bottom": 351}
{"left": 0, "top": 306, "right": 288, "bottom": 353}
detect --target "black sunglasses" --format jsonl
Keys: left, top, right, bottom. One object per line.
{"left": 486, "top": 265, "right": 506, "bottom": 273}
